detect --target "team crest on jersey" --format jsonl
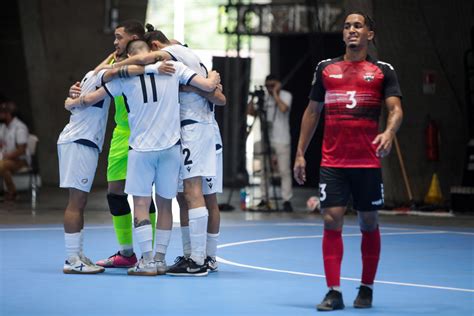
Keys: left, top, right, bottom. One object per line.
{"left": 364, "top": 73, "right": 375, "bottom": 82}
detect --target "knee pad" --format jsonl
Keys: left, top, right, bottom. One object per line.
{"left": 107, "top": 193, "right": 131, "bottom": 216}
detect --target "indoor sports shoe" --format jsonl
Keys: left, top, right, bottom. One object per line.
{"left": 316, "top": 290, "right": 345, "bottom": 311}
{"left": 96, "top": 251, "right": 138, "bottom": 268}
{"left": 154, "top": 259, "right": 167, "bottom": 275}
{"left": 166, "top": 257, "right": 208, "bottom": 276}
{"left": 205, "top": 256, "right": 218, "bottom": 272}
{"left": 127, "top": 258, "right": 157, "bottom": 276}
{"left": 63, "top": 255, "right": 105, "bottom": 274}
{"left": 353, "top": 286, "right": 373, "bottom": 308}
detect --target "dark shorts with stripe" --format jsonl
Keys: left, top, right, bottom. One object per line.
{"left": 319, "top": 167, "right": 384, "bottom": 212}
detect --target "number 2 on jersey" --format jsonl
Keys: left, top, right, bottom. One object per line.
{"left": 345, "top": 91, "right": 357, "bottom": 109}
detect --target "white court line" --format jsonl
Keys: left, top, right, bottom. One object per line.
{"left": 216, "top": 231, "right": 474, "bottom": 293}
{"left": 0, "top": 223, "right": 473, "bottom": 235}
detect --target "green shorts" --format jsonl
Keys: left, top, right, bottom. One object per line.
{"left": 107, "top": 125, "right": 130, "bottom": 181}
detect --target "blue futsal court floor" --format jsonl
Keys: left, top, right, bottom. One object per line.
{"left": 1, "top": 216, "right": 473, "bottom": 316}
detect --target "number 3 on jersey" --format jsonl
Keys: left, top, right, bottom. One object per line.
{"left": 345, "top": 91, "right": 357, "bottom": 109}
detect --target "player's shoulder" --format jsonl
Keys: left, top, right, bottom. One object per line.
{"left": 368, "top": 56, "right": 396, "bottom": 72}
{"left": 315, "top": 56, "right": 343, "bottom": 71}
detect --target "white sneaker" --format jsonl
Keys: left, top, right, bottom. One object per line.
{"left": 154, "top": 259, "right": 167, "bottom": 275}
{"left": 63, "top": 255, "right": 105, "bottom": 274}
{"left": 127, "top": 258, "right": 157, "bottom": 276}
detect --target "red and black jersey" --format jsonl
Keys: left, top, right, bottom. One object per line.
{"left": 309, "top": 55, "right": 402, "bottom": 168}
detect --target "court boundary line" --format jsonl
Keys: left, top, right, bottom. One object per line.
{"left": 217, "top": 231, "right": 474, "bottom": 293}
{"left": 0, "top": 223, "right": 473, "bottom": 235}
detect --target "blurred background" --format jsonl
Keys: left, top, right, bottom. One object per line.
{"left": 1, "top": 0, "right": 473, "bottom": 212}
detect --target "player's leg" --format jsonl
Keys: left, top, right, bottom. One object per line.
{"left": 97, "top": 127, "right": 137, "bottom": 267}
{"left": 351, "top": 168, "right": 383, "bottom": 308}
{"left": 124, "top": 150, "right": 157, "bottom": 276}
{"left": 177, "top": 191, "right": 191, "bottom": 257}
{"left": 204, "top": 193, "right": 219, "bottom": 271}
{"left": 274, "top": 143, "right": 293, "bottom": 212}
{"left": 316, "top": 167, "right": 350, "bottom": 311}
{"left": 202, "top": 150, "right": 223, "bottom": 272}
{"left": 58, "top": 143, "right": 104, "bottom": 274}
{"left": 165, "top": 190, "right": 192, "bottom": 274}
{"left": 153, "top": 194, "right": 172, "bottom": 274}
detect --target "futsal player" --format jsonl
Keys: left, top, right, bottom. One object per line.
{"left": 59, "top": 64, "right": 147, "bottom": 274}
{"left": 293, "top": 12, "right": 403, "bottom": 310}
{"left": 65, "top": 39, "right": 221, "bottom": 276}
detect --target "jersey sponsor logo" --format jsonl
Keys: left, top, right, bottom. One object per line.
{"left": 363, "top": 73, "right": 375, "bottom": 81}
{"left": 81, "top": 178, "right": 88, "bottom": 184}
{"left": 329, "top": 74, "right": 343, "bottom": 79}
{"left": 371, "top": 199, "right": 383, "bottom": 206}
{"left": 186, "top": 166, "right": 192, "bottom": 172}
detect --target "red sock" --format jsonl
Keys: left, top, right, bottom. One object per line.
{"left": 322, "top": 229, "right": 343, "bottom": 287}
{"left": 361, "top": 227, "right": 381, "bottom": 285}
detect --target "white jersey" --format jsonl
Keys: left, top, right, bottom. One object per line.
{"left": 103, "top": 61, "right": 196, "bottom": 151}
{"left": 57, "top": 70, "right": 111, "bottom": 152}
{"left": 162, "top": 44, "right": 214, "bottom": 123}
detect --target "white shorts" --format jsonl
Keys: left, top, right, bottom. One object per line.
{"left": 180, "top": 122, "right": 216, "bottom": 179}
{"left": 178, "top": 150, "right": 223, "bottom": 195}
{"left": 58, "top": 142, "right": 99, "bottom": 193}
{"left": 125, "top": 145, "right": 180, "bottom": 198}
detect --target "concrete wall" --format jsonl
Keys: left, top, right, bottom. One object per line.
{"left": 374, "top": 0, "right": 473, "bottom": 204}
{"left": 10, "top": 0, "right": 147, "bottom": 186}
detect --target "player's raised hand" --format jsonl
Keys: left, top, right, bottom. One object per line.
{"left": 69, "top": 82, "right": 81, "bottom": 99}
{"left": 272, "top": 81, "right": 281, "bottom": 96}
{"left": 293, "top": 155, "right": 307, "bottom": 185}
{"left": 157, "top": 62, "right": 176, "bottom": 75}
{"left": 372, "top": 130, "right": 395, "bottom": 158}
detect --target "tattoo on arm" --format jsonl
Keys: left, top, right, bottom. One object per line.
{"left": 134, "top": 218, "right": 151, "bottom": 228}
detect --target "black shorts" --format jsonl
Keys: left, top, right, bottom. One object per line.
{"left": 319, "top": 167, "right": 384, "bottom": 212}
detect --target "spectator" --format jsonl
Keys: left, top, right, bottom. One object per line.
{"left": 0, "top": 98, "right": 29, "bottom": 201}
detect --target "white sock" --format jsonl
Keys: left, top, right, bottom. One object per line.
{"left": 181, "top": 226, "right": 191, "bottom": 257}
{"left": 361, "top": 283, "right": 374, "bottom": 290}
{"left": 330, "top": 286, "right": 342, "bottom": 293}
{"left": 79, "top": 230, "right": 84, "bottom": 255}
{"left": 189, "top": 207, "right": 208, "bottom": 265}
{"left": 155, "top": 229, "right": 172, "bottom": 257}
{"left": 206, "top": 232, "right": 219, "bottom": 258}
{"left": 119, "top": 245, "right": 134, "bottom": 257}
{"left": 135, "top": 224, "right": 153, "bottom": 262}
{"left": 65, "top": 232, "right": 81, "bottom": 260}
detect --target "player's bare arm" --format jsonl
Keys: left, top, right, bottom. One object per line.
{"left": 3, "top": 144, "right": 27, "bottom": 160}
{"left": 102, "top": 65, "right": 146, "bottom": 83}
{"left": 189, "top": 70, "right": 221, "bottom": 92}
{"left": 293, "top": 100, "right": 324, "bottom": 185}
{"left": 64, "top": 88, "right": 108, "bottom": 110}
{"left": 180, "top": 84, "right": 226, "bottom": 106}
{"left": 372, "top": 96, "right": 403, "bottom": 157}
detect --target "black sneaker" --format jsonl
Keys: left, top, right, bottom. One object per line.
{"left": 257, "top": 200, "right": 268, "bottom": 208}
{"left": 282, "top": 201, "right": 293, "bottom": 212}
{"left": 316, "top": 290, "right": 345, "bottom": 311}
{"left": 166, "top": 257, "right": 208, "bottom": 276}
{"left": 205, "top": 256, "right": 218, "bottom": 272}
{"left": 353, "top": 286, "right": 373, "bottom": 308}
